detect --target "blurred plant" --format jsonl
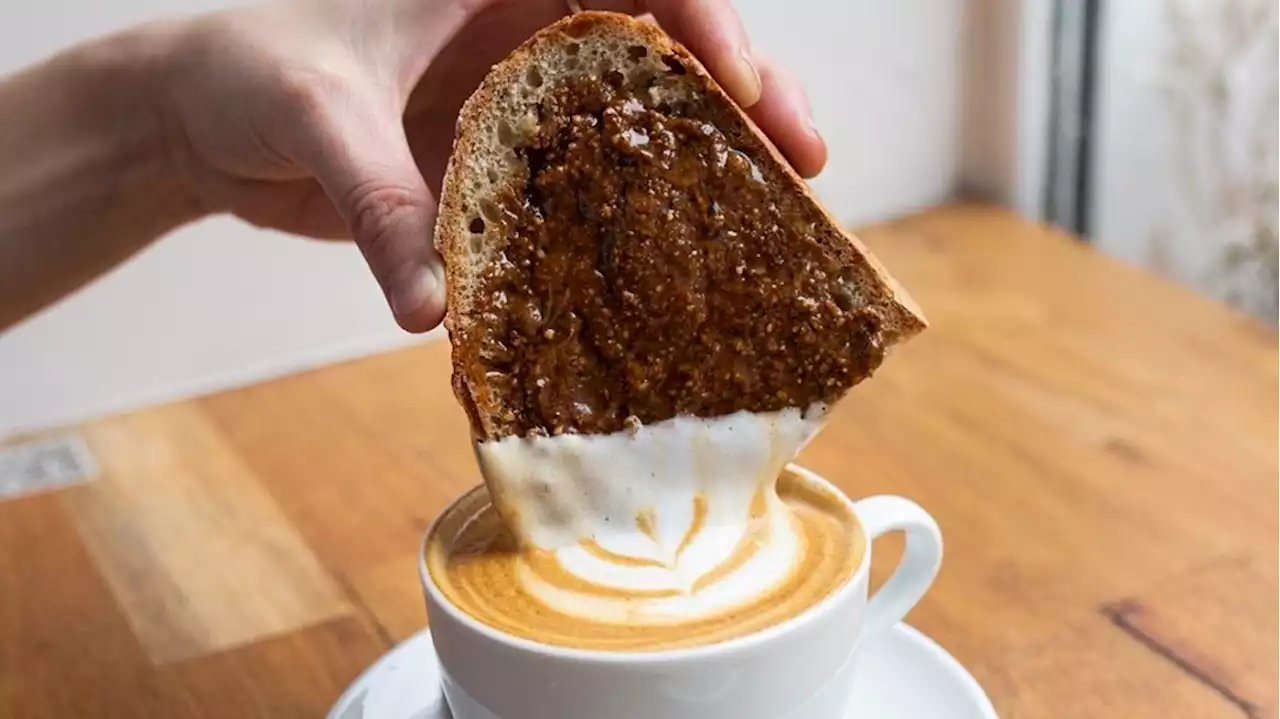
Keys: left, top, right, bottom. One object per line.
{"left": 1159, "top": 0, "right": 1277, "bottom": 322}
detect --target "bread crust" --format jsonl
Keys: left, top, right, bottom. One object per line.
{"left": 435, "top": 11, "right": 927, "bottom": 440}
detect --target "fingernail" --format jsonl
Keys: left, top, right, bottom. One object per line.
{"left": 733, "top": 47, "right": 762, "bottom": 108}
{"left": 807, "top": 114, "right": 824, "bottom": 141}
{"left": 802, "top": 115, "right": 827, "bottom": 179}
{"left": 390, "top": 265, "right": 439, "bottom": 319}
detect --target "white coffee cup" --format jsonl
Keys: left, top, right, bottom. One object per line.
{"left": 419, "top": 464, "right": 943, "bottom": 719}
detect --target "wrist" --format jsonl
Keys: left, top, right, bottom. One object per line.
{"left": 77, "top": 20, "right": 209, "bottom": 233}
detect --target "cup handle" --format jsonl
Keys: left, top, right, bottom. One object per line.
{"left": 853, "top": 495, "right": 943, "bottom": 638}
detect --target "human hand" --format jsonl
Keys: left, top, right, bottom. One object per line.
{"left": 164, "top": 0, "right": 828, "bottom": 333}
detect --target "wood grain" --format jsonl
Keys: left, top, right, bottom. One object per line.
{"left": 160, "top": 617, "right": 386, "bottom": 719}
{"left": 199, "top": 347, "right": 470, "bottom": 575}
{"left": 1103, "top": 556, "right": 1279, "bottom": 718}
{"left": 0, "top": 204, "right": 1274, "bottom": 717}
{"left": 0, "top": 493, "right": 172, "bottom": 718}
{"left": 341, "top": 552, "right": 432, "bottom": 644}
{"left": 61, "top": 403, "right": 350, "bottom": 663}
{"left": 975, "top": 613, "right": 1248, "bottom": 719}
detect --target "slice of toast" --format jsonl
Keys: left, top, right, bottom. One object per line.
{"left": 436, "top": 11, "right": 926, "bottom": 442}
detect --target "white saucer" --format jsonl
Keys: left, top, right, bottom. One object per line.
{"left": 329, "top": 623, "right": 997, "bottom": 719}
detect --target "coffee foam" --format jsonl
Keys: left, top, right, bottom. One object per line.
{"left": 473, "top": 405, "right": 827, "bottom": 625}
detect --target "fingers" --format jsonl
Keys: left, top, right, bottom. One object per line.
{"left": 295, "top": 93, "right": 446, "bottom": 333}
{"left": 746, "top": 55, "right": 827, "bottom": 178}
{"left": 221, "top": 177, "right": 351, "bottom": 239}
{"left": 642, "top": 0, "right": 761, "bottom": 107}
{"left": 607, "top": 0, "right": 825, "bottom": 176}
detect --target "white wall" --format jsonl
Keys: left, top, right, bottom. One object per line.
{"left": 736, "top": 0, "right": 965, "bottom": 225}
{"left": 0, "top": 0, "right": 968, "bottom": 437}
{"left": 956, "top": 0, "right": 1055, "bottom": 219}
{"left": 1089, "top": 0, "right": 1277, "bottom": 321}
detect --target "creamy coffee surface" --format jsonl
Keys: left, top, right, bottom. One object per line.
{"left": 427, "top": 410, "right": 863, "bottom": 651}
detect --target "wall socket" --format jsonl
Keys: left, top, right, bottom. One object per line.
{"left": 0, "top": 434, "right": 98, "bottom": 500}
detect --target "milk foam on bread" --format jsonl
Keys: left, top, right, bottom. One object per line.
{"left": 435, "top": 12, "right": 926, "bottom": 627}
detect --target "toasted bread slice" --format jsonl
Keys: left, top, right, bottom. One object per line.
{"left": 436, "top": 11, "right": 926, "bottom": 442}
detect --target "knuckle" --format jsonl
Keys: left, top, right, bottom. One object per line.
{"left": 274, "top": 53, "right": 367, "bottom": 124}
{"left": 275, "top": 66, "right": 337, "bottom": 121}
{"left": 345, "top": 183, "right": 425, "bottom": 262}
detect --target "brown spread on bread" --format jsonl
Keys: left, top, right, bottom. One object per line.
{"left": 460, "top": 70, "right": 886, "bottom": 437}
{"left": 436, "top": 12, "right": 926, "bottom": 441}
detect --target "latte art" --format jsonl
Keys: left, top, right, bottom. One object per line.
{"left": 428, "top": 408, "right": 861, "bottom": 650}
{"left": 518, "top": 486, "right": 799, "bottom": 624}
{"left": 427, "top": 468, "right": 862, "bottom": 651}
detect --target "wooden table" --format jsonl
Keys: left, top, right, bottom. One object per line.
{"left": 2, "top": 204, "right": 1275, "bottom": 718}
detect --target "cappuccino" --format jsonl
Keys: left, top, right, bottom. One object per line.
{"left": 426, "top": 465, "right": 862, "bottom": 651}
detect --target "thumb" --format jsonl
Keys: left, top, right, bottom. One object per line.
{"left": 298, "top": 93, "right": 446, "bottom": 333}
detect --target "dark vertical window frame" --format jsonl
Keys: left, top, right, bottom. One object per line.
{"left": 1046, "top": 0, "right": 1102, "bottom": 238}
